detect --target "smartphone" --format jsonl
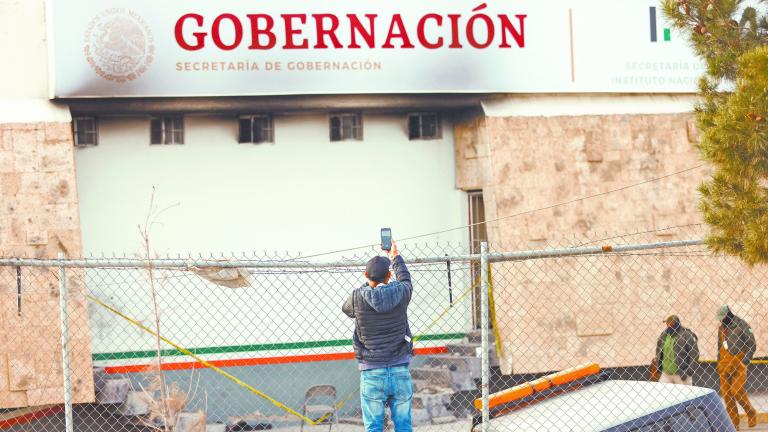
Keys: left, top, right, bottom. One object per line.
{"left": 380, "top": 228, "right": 392, "bottom": 251}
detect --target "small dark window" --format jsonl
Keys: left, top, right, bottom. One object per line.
{"left": 330, "top": 113, "right": 363, "bottom": 141}
{"left": 150, "top": 116, "right": 184, "bottom": 145}
{"left": 238, "top": 115, "right": 274, "bottom": 144}
{"left": 408, "top": 112, "right": 441, "bottom": 140}
{"left": 73, "top": 117, "right": 98, "bottom": 147}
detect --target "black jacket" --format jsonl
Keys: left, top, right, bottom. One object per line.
{"left": 718, "top": 314, "right": 756, "bottom": 365}
{"left": 342, "top": 255, "right": 413, "bottom": 364}
{"left": 656, "top": 326, "right": 699, "bottom": 378}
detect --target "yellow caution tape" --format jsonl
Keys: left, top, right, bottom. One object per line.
{"left": 487, "top": 264, "right": 505, "bottom": 360}
{"left": 86, "top": 294, "right": 323, "bottom": 425}
{"left": 329, "top": 279, "right": 482, "bottom": 420}
{"left": 414, "top": 280, "right": 478, "bottom": 343}
{"left": 87, "top": 277, "right": 480, "bottom": 426}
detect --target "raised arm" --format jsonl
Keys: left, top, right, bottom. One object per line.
{"left": 387, "top": 240, "right": 412, "bottom": 298}
{"left": 391, "top": 255, "right": 412, "bottom": 293}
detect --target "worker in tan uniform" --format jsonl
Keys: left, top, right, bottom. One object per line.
{"left": 716, "top": 305, "right": 757, "bottom": 430}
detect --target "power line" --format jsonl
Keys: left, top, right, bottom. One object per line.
{"left": 572, "top": 223, "right": 706, "bottom": 248}
{"left": 287, "top": 164, "right": 705, "bottom": 261}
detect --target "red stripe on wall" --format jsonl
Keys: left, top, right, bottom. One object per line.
{"left": 104, "top": 346, "right": 448, "bottom": 374}
{"left": 0, "top": 406, "right": 64, "bottom": 429}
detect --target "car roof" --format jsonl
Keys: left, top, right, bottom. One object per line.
{"left": 490, "top": 380, "right": 714, "bottom": 431}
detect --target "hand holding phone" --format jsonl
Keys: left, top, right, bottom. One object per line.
{"left": 380, "top": 228, "right": 392, "bottom": 251}
{"left": 386, "top": 240, "right": 399, "bottom": 261}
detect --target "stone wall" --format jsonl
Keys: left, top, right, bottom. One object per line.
{"left": 456, "top": 113, "right": 706, "bottom": 240}
{"left": 0, "top": 121, "right": 93, "bottom": 407}
{"left": 455, "top": 113, "right": 767, "bottom": 375}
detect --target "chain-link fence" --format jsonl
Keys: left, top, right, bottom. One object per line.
{"left": 485, "top": 226, "right": 768, "bottom": 432}
{"left": 0, "top": 228, "right": 765, "bottom": 431}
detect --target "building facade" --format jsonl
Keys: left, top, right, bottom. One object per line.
{"left": 3, "top": 0, "right": 760, "bottom": 423}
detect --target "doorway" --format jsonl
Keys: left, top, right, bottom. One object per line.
{"left": 468, "top": 190, "right": 487, "bottom": 329}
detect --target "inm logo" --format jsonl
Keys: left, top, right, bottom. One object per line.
{"left": 649, "top": 6, "right": 671, "bottom": 42}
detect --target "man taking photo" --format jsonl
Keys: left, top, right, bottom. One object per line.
{"left": 342, "top": 240, "right": 414, "bottom": 431}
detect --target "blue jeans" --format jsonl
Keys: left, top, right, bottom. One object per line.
{"left": 360, "top": 365, "right": 413, "bottom": 431}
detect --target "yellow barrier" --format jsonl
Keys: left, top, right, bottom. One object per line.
{"left": 473, "top": 362, "right": 601, "bottom": 410}
{"left": 700, "top": 359, "right": 768, "bottom": 365}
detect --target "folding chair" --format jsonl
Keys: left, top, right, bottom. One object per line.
{"left": 300, "top": 385, "right": 338, "bottom": 431}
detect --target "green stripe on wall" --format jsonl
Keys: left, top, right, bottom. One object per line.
{"left": 92, "top": 332, "right": 466, "bottom": 361}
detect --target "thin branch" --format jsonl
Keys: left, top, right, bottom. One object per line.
{"left": 140, "top": 187, "right": 171, "bottom": 432}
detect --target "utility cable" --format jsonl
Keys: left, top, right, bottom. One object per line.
{"left": 573, "top": 223, "right": 706, "bottom": 248}
{"left": 286, "top": 165, "right": 705, "bottom": 262}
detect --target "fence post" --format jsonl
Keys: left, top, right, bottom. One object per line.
{"left": 57, "top": 253, "right": 74, "bottom": 432}
{"left": 480, "top": 242, "right": 490, "bottom": 431}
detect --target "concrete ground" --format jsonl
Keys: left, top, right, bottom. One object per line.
{"left": 5, "top": 407, "right": 768, "bottom": 431}
{"left": 5, "top": 390, "right": 768, "bottom": 431}
{"left": 276, "top": 417, "right": 768, "bottom": 432}
{"left": 272, "top": 420, "right": 472, "bottom": 431}
{"left": 741, "top": 392, "right": 768, "bottom": 431}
